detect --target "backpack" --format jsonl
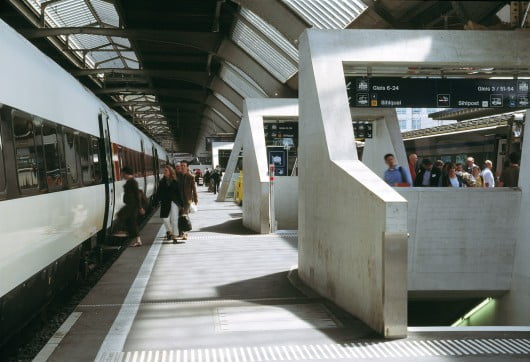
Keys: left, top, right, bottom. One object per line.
{"left": 396, "top": 166, "right": 410, "bottom": 187}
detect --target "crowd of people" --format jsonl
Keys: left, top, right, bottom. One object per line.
{"left": 199, "top": 166, "right": 223, "bottom": 194}
{"left": 113, "top": 160, "right": 199, "bottom": 246}
{"left": 384, "top": 152, "right": 521, "bottom": 188}
{"left": 112, "top": 162, "right": 225, "bottom": 247}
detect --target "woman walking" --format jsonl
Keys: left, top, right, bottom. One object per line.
{"left": 157, "top": 165, "right": 183, "bottom": 242}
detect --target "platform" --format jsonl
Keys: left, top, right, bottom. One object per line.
{"left": 36, "top": 190, "right": 530, "bottom": 362}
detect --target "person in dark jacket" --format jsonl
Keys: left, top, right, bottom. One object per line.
{"left": 203, "top": 169, "right": 211, "bottom": 187}
{"left": 115, "top": 166, "right": 143, "bottom": 247}
{"left": 211, "top": 166, "right": 222, "bottom": 194}
{"left": 442, "top": 163, "right": 465, "bottom": 187}
{"left": 157, "top": 165, "right": 183, "bottom": 242}
{"left": 414, "top": 159, "right": 441, "bottom": 187}
{"left": 177, "top": 160, "right": 198, "bottom": 240}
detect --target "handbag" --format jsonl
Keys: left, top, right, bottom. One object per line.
{"left": 178, "top": 214, "right": 192, "bottom": 232}
{"left": 189, "top": 202, "right": 198, "bottom": 214}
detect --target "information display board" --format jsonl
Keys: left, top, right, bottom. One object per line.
{"left": 264, "top": 122, "right": 298, "bottom": 148}
{"left": 267, "top": 147, "right": 287, "bottom": 176}
{"left": 345, "top": 77, "right": 530, "bottom": 108}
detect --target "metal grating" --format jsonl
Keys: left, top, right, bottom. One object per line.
{"left": 282, "top": 0, "right": 368, "bottom": 29}
{"left": 220, "top": 62, "right": 268, "bottom": 98}
{"left": 232, "top": 20, "right": 297, "bottom": 83}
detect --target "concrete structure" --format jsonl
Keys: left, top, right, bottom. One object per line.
{"left": 397, "top": 188, "right": 521, "bottom": 297}
{"left": 211, "top": 141, "right": 234, "bottom": 169}
{"left": 235, "top": 98, "right": 298, "bottom": 233}
{"left": 485, "top": 109, "right": 530, "bottom": 325}
{"left": 298, "top": 28, "right": 530, "bottom": 336}
{"left": 350, "top": 108, "right": 411, "bottom": 180}
{"left": 217, "top": 133, "right": 243, "bottom": 202}
{"left": 298, "top": 30, "right": 409, "bottom": 338}
{"left": 274, "top": 176, "right": 298, "bottom": 230}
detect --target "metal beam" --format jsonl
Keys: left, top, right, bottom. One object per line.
{"left": 95, "top": 88, "right": 207, "bottom": 103}
{"left": 210, "top": 77, "right": 243, "bottom": 112}
{"left": 203, "top": 107, "right": 235, "bottom": 133}
{"left": 18, "top": 28, "right": 222, "bottom": 53}
{"left": 71, "top": 68, "right": 210, "bottom": 86}
{"left": 206, "top": 95, "right": 239, "bottom": 128}
{"left": 109, "top": 100, "right": 203, "bottom": 107}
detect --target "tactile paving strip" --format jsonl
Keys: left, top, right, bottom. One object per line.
{"left": 98, "top": 338, "right": 530, "bottom": 361}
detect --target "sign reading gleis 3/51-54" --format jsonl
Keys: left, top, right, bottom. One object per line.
{"left": 345, "top": 77, "right": 529, "bottom": 108}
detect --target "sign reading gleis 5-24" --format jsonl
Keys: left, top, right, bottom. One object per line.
{"left": 345, "top": 77, "right": 530, "bottom": 108}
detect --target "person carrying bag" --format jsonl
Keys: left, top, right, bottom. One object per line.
{"left": 176, "top": 160, "right": 198, "bottom": 240}
{"left": 157, "top": 165, "right": 183, "bottom": 241}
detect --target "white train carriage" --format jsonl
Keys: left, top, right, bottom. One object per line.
{"left": 0, "top": 18, "right": 167, "bottom": 346}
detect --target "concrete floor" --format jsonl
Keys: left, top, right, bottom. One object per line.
{"left": 42, "top": 189, "right": 530, "bottom": 362}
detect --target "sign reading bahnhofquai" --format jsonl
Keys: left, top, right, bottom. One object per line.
{"left": 345, "top": 77, "right": 529, "bottom": 108}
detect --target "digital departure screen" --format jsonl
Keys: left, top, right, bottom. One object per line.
{"left": 345, "top": 77, "right": 529, "bottom": 108}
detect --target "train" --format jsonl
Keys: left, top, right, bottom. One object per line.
{"left": 0, "top": 19, "right": 168, "bottom": 346}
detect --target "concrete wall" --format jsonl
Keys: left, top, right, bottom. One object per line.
{"left": 397, "top": 188, "right": 520, "bottom": 296}
{"left": 274, "top": 176, "right": 298, "bottom": 230}
{"left": 217, "top": 131, "right": 243, "bottom": 202}
{"left": 358, "top": 109, "right": 410, "bottom": 180}
{"left": 298, "top": 30, "right": 408, "bottom": 337}
{"left": 240, "top": 98, "right": 299, "bottom": 233}
{"left": 211, "top": 142, "right": 234, "bottom": 169}
{"left": 485, "top": 109, "right": 530, "bottom": 325}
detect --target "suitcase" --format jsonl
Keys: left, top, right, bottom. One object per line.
{"left": 198, "top": 177, "right": 204, "bottom": 186}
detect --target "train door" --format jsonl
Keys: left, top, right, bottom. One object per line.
{"left": 152, "top": 146, "right": 159, "bottom": 194}
{"left": 98, "top": 112, "right": 115, "bottom": 239}
{"left": 140, "top": 139, "right": 146, "bottom": 193}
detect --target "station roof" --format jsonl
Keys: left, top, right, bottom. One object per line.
{"left": 0, "top": 0, "right": 515, "bottom": 153}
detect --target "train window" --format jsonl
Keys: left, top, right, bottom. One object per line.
{"left": 90, "top": 136, "right": 102, "bottom": 184}
{"left": 0, "top": 118, "right": 6, "bottom": 193}
{"left": 33, "top": 121, "right": 47, "bottom": 192}
{"left": 55, "top": 127, "right": 68, "bottom": 186}
{"left": 42, "top": 123, "right": 65, "bottom": 191}
{"left": 78, "top": 134, "right": 93, "bottom": 185}
{"left": 12, "top": 113, "right": 41, "bottom": 192}
{"left": 63, "top": 129, "right": 80, "bottom": 186}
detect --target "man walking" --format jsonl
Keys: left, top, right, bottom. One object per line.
{"left": 383, "top": 153, "right": 412, "bottom": 187}
{"left": 414, "top": 158, "right": 441, "bottom": 187}
{"left": 211, "top": 165, "right": 222, "bottom": 194}
{"left": 482, "top": 160, "right": 495, "bottom": 188}
{"left": 177, "top": 160, "right": 198, "bottom": 240}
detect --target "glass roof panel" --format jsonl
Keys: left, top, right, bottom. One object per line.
{"left": 46, "top": 0, "right": 96, "bottom": 27}
{"left": 239, "top": 8, "right": 298, "bottom": 62}
{"left": 232, "top": 20, "right": 297, "bottom": 83}
{"left": 91, "top": 0, "right": 120, "bottom": 27}
{"left": 282, "top": 0, "right": 368, "bottom": 29}
{"left": 111, "top": 37, "right": 132, "bottom": 48}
